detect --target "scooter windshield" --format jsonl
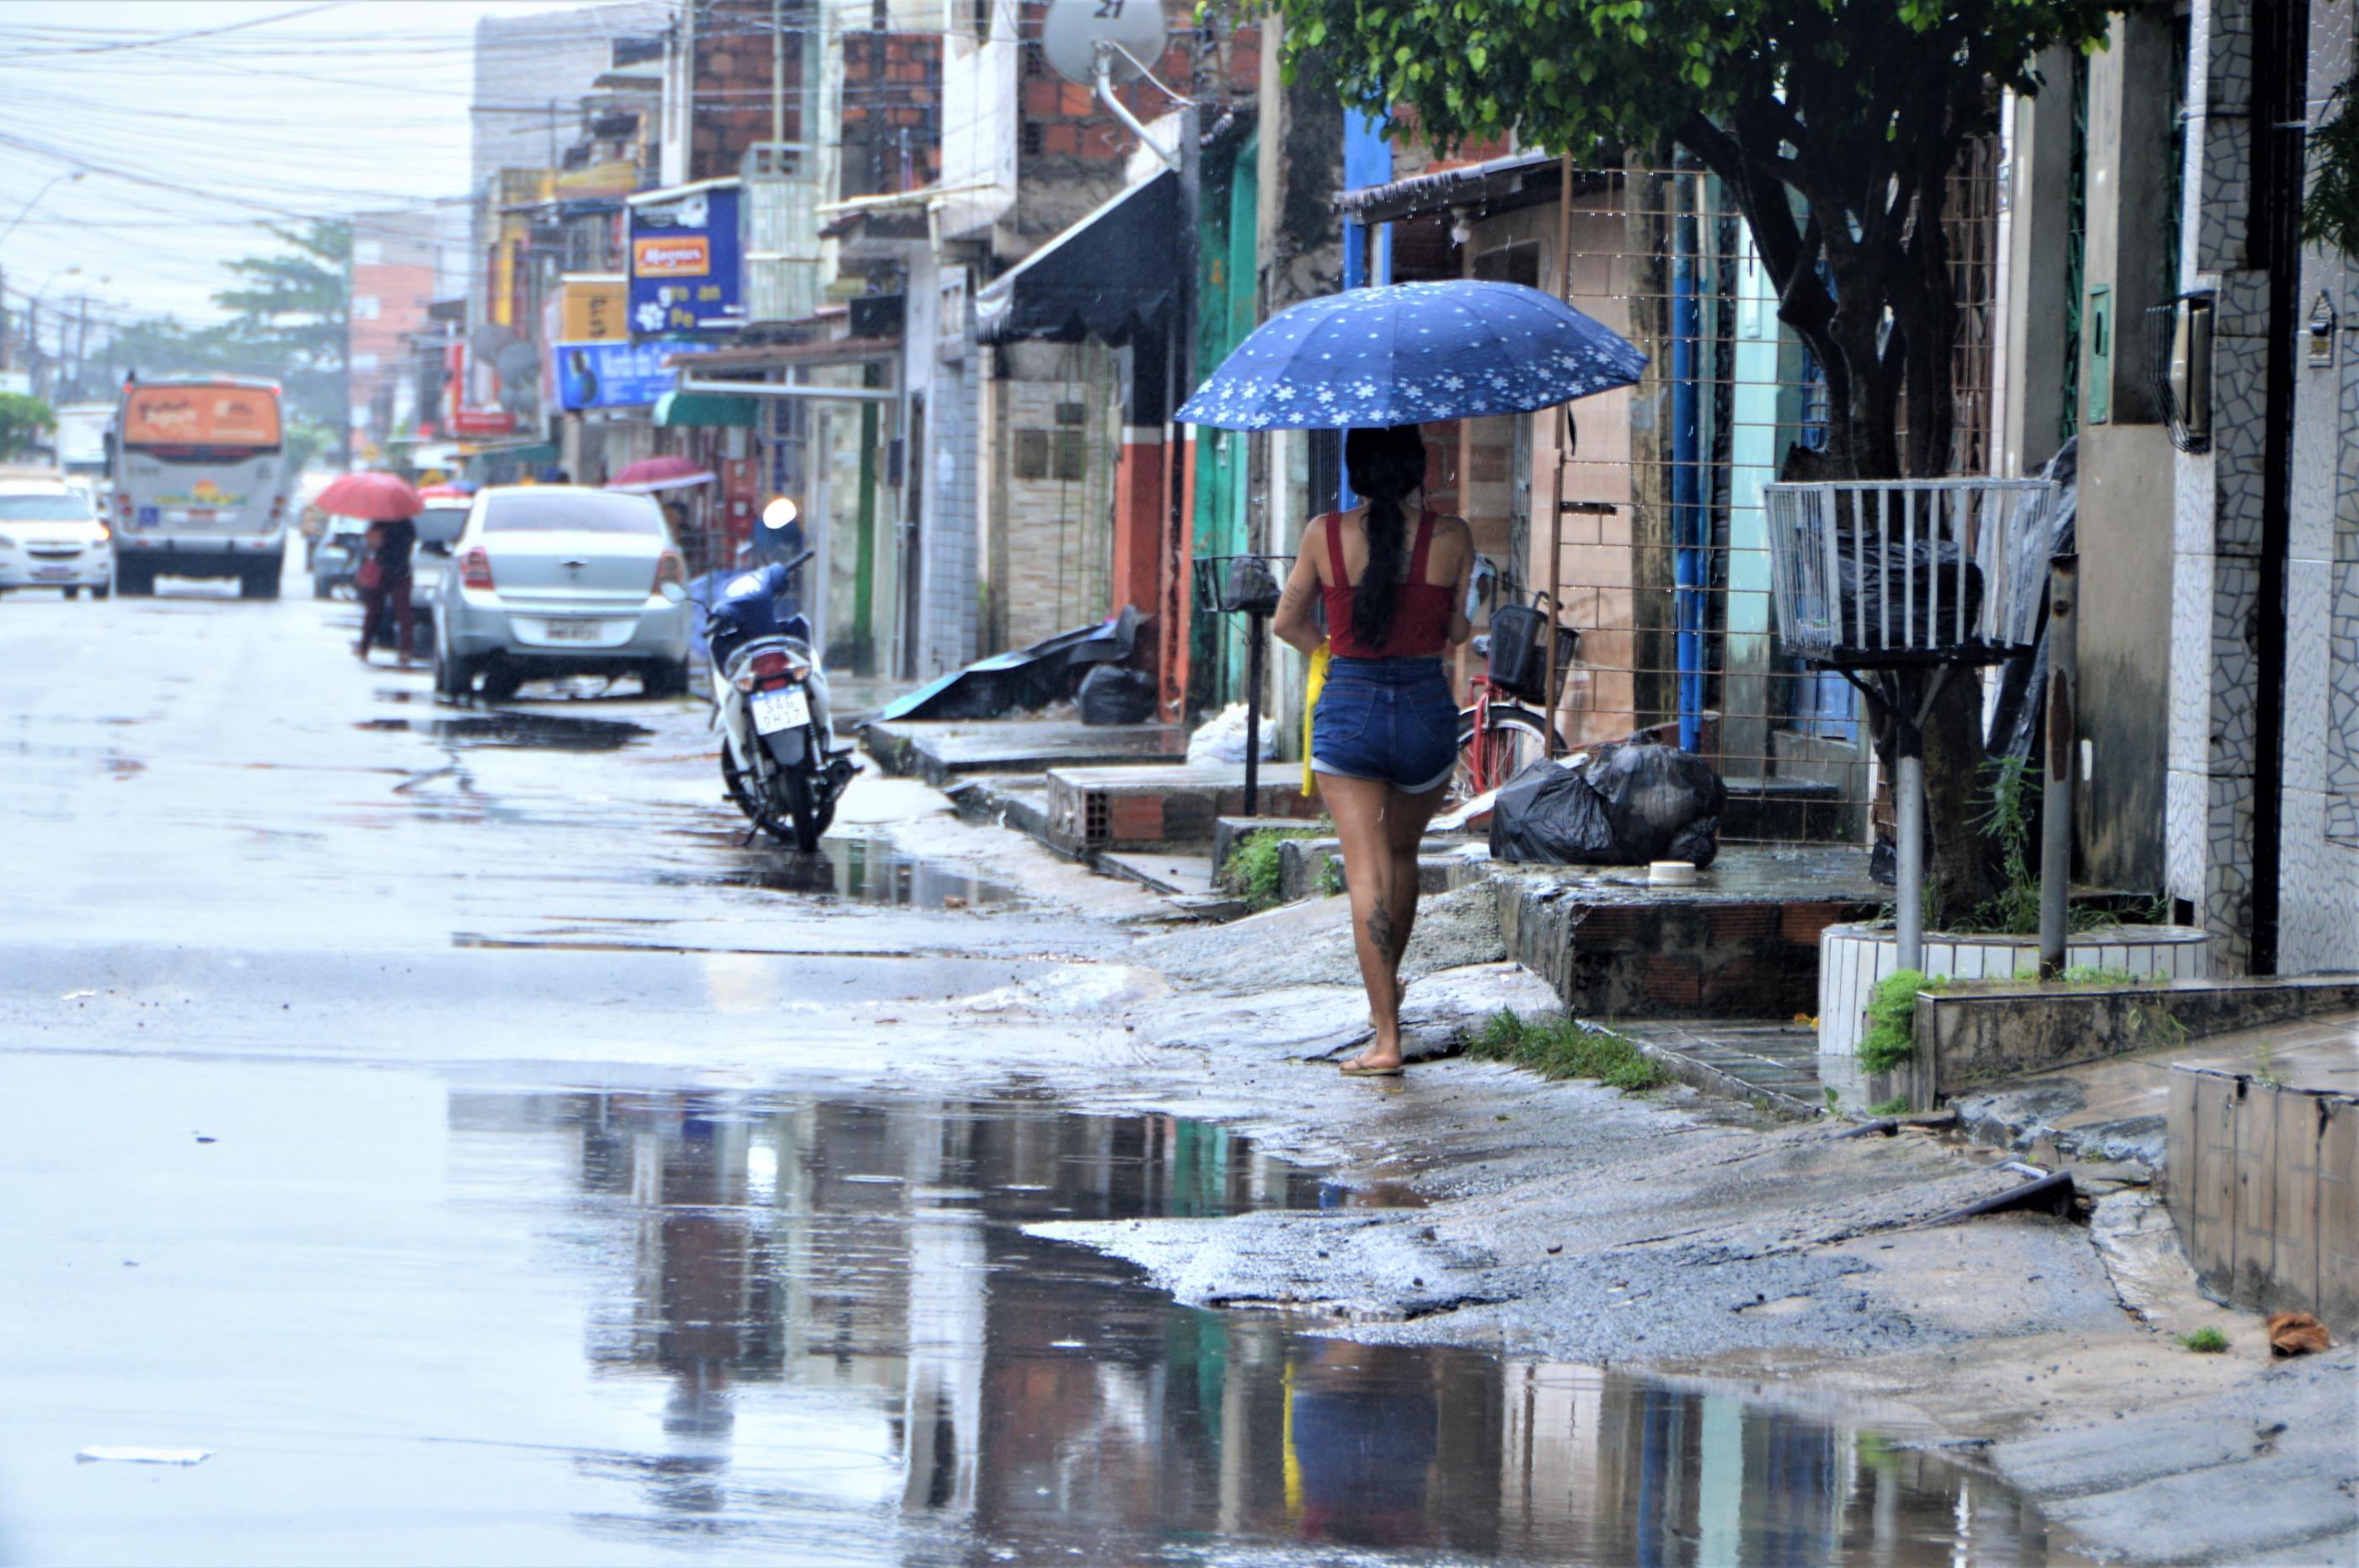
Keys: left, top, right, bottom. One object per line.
{"left": 712, "top": 564, "right": 810, "bottom": 650}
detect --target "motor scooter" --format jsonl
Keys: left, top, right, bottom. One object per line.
{"left": 664, "top": 500, "right": 858, "bottom": 851}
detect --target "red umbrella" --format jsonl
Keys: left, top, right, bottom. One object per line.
{"left": 316, "top": 471, "right": 425, "bottom": 522}
{"left": 607, "top": 455, "right": 717, "bottom": 495}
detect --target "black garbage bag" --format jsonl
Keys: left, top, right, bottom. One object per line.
{"left": 1582, "top": 741, "right": 1725, "bottom": 868}
{"left": 1832, "top": 535, "right": 1985, "bottom": 651}
{"left": 1076, "top": 664, "right": 1159, "bottom": 725}
{"left": 1490, "top": 758, "right": 1617, "bottom": 864}
{"left": 877, "top": 607, "right": 1142, "bottom": 722}
{"left": 1489, "top": 741, "right": 1725, "bottom": 868}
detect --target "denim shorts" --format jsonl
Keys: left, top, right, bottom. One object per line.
{"left": 1311, "top": 657, "right": 1459, "bottom": 794}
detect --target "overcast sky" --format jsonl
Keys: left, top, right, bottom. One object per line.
{"left": 0, "top": 1, "right": 582, "bottom": 337}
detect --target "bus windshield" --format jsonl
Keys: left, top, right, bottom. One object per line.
{"left": 121, "top": 384, "right": 283, "bottom": 453}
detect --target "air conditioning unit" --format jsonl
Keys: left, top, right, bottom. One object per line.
{"left": 742, "top": 142, "right": 824, "bottom": 324}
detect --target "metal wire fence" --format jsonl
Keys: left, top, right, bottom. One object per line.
{"left": 1395, "top": 153, "right": 1999, "bottom": 845}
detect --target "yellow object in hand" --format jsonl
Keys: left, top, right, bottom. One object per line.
{"left": 1301, "top": 641, "right": 1329, "bottom": 795}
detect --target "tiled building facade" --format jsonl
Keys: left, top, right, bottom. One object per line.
{"left": 2169, "top": 0, "right": 2359, "bottom": 972}
{"left": 2280, "top": 0, "right": 2359, "bottom": 970}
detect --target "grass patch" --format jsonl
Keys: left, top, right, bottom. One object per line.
{"left": 2177, "top": 1326, "right": 2230, "bottom": 1354}
{"left": 1464, "top": 1008, "right": 1664, "bottom": 1092}
{"left": 1865, "top": 1094, "right": 1913, "bottom": 1117}
{"left": 1218, "top": 826, "right": 1327, "bottom": 912}
{"left": 1859, "top": 969, "right": 1942, "bottom": 1075}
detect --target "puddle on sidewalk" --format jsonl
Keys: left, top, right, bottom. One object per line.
{"left": 355, "top": 711, "right": 650, "bottom": 752}
{"left": 445, "top": 1087, "right": 2086, "bottom": 1564}
{"left": 661, "top": 835, "right": 1020, "bottom": 908}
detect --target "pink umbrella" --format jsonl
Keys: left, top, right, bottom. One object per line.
{"left": 607, "top": 455, "right": 717, "bottom": 495}
{"left": 315, "top": 471, "right": 425, "bottom": 522}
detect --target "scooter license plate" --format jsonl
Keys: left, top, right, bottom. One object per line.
{"left": 752, "top": 688, "right": 810, "bottom": 735}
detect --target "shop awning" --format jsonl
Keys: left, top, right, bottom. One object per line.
{"left": 975, "top": 169, "right": 1178, "bottom": 345}
{"left": 654, "top": 388, "right": 760, "bottom": 427}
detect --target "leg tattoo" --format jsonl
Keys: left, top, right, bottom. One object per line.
{"left": 1365, "top": 902, "right": 1399, "bottom": 971}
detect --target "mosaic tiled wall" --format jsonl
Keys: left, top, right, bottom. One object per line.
{"left": 2280, "top": 0, "right": 2359, "bottom": 972}
{"left": 2175, "top": 0, "right": 2359, "bottom": 973}
{"left": 2169, "top": 0, "right": 2271, "bottom": 969}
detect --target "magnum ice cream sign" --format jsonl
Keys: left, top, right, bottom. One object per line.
{"left": 627, "top": 180, "right": 745, "bottom": 334}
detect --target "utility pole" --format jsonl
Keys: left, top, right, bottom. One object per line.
{"left": 74, "top": 294, "right": 88, "bottom": 398}
{"left": 771, "top": 0, "right": 786, "bottom": 147}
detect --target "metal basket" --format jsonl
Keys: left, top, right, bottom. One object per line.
{"left": 1190, "top": 553, "right": 1289, "bottom": 617}
{"left": 1763, "top": 479, "right": 2062, "bottom": 667}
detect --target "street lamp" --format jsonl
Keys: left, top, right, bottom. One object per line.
{"left": 22, "top": 267, "right": 82, "bottom": 397}
{"left": 0, "top": 169, "right": 87, "bottom": 251}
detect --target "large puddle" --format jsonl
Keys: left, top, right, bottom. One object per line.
{"left": 661, "top": 835, "right": 1021, "bottom": 907}
{"left": 356, "top": 712, "right": 652, "bottom": 751}
{"left": 447, "top": 1087, "right": 2084, "bottom": 1564}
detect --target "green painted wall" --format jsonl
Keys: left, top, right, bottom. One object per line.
{"left": 1192, "top": 130, "right": 1260, "bottom": 709}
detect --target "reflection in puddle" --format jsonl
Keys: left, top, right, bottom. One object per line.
{"left": 664, "top": 837, "right": 1019, "bottom": 908}
{"left": 449, "top": 1089, "right": 2080, "bottom": 1564}
{"left": 355, "top": 712, "right": 650, "bottom": 751}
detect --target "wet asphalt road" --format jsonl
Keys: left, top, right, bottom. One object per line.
{"left": 0, "top": 568, "right": 1112, "bottom": 1563}
{"left": 0, "top": 570, "right": 2078, "bottom": 1566}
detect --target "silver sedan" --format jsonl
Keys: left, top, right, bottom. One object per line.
{"left": 430, "top": 485, "right": 693, "bottom": 701}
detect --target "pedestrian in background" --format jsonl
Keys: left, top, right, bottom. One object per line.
{"left": 355, "top": 514, "right": 416, "bottom": 665}
{"left": 1272, "top": 424, "right": 1474, "bottom": 1077}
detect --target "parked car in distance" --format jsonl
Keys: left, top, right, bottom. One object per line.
{"left": 311, "top": 516, "right": 368, "bottom": 599}
{"left": 0, "top": 475, "right": 115, "bottom": 598}
{"left": 430, "top": 485, "right": 692, "bottom": 702}
{"left": 408, "top": 503, "right": 469, "bottom": 636}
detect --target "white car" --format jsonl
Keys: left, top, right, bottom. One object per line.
{"left": 430, "top": 484, "right": 693, "bottom": 702}
{"left": 0, "top": 476, "right": 114, "bottom": 598}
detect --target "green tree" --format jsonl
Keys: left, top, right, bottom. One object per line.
{"left": 2302, "top": 84, "right": 2359, "bottom": 259}
{"left": 1276, "top": 0, "right": 2127, "bottom": 918}
{"left": 0, "top": 390, "right": 55, "bottom": 461}
{"left": 212, "top": 219, "right": 351, "bottom": 462}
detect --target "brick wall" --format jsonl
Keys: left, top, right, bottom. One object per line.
{"left": 1008, "top": 0, "right": 1261, "bottom": 243}
{"left": 841, "top": 31, "right": 944, "bottom": 198}
{"left": 688, "top": 0, "right": 808, "bottom": 181}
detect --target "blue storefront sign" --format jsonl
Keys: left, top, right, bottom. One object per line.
{"left": 553, "top": 338, "right": 718, "bottom": 411}
{"left": 629, "top": 181, "right": 744, "bottom": 335}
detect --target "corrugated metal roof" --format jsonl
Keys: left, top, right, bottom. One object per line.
{"left": 1334, "top": 151, "right": 1599, "bottom": 224}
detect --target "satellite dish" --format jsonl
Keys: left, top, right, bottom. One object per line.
{"left": 469, "top": 323, "right": 521, "bottom": 361}
{"left": 493, "top": 341, "right": 541, "bottom": 388}
{"left": 1040, "top": 0, "right": 1168, "bottom": 86}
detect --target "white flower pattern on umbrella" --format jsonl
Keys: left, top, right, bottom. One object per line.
{"left": 1178, "top": 280, "right": 1645, "bottom": 431}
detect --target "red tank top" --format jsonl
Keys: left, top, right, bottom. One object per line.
{"left": 1322, "top": 508, "right": 1453, "bottom": 659}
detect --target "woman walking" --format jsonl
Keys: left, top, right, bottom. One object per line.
{"left": 354, "top": 514, "right": 416, "bottom": 665}
{"left": 1272, "top": 425, "right": 1474, "bottom": 1076}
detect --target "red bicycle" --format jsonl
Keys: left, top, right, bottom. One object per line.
{"left": 1452, "top": 591, "right": 1575, "bottom": 800}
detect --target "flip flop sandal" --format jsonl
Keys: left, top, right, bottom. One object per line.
{"left": 1338, "top": 1061, "right": 1404, "bottom": 1077}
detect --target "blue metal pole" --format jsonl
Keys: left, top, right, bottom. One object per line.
{"left": 1671, "top": 193, "right": 1703, "bottom": 752}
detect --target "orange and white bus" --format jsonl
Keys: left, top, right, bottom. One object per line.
{"left": 109, "top": 376, "right": 294, "bottom": 597}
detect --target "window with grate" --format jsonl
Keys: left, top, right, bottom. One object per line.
{"left": 1054, "top": 400, "right": 1085, "bottom": 425}
{"left": 1014, "top": 428, "right": 1050, "bottom": 479}
{"left": 1052, "top": 429, "right": 1086, "bottom": 480}
{"left": 1020, "top": 121, "right": 1045, "bottom": 158}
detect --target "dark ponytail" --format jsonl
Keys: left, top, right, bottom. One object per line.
{"left": 1343, "top": 423, "right": 1428, "bottom": 652}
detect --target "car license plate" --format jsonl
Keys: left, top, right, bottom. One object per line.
{"left": 35, "top": 566, "right": 72, "bottom": 579}
{"left": 752, "top": 688, "right": 810, "bottom": 735}
{"left": 544, "top": 618, "right": 605, "bottom": 642}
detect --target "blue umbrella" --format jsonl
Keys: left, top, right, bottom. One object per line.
{"left": 1176, "top": 280, "right": 1645, "bottom": 431}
